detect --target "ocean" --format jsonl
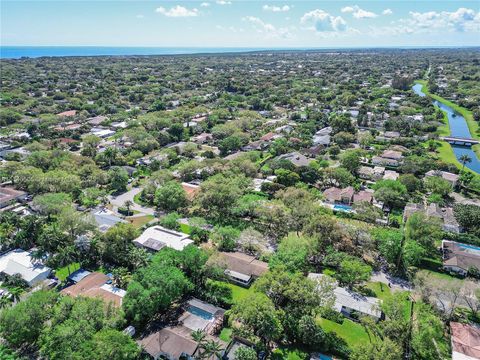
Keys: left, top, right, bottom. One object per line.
{"left": 0, "top": 46, "right": 275, "bottom": 59}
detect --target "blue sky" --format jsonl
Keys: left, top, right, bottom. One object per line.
{"left": 1, "top": 1, "right": 479, "bottom": 47}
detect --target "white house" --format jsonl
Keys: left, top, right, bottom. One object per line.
{"left": 0, "top": 249, "right": 52, "bottom": 286}
{"left": 133, "top": 226, "right": 194, "bottom": 252}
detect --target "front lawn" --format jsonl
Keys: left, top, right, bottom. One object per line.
{"left": 127, "top": 215, "right": 154, "bottom": 228}
{"left": 55, "top": 262, "right": 80, "bottom": 281}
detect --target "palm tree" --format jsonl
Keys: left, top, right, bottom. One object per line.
{"left": 8, "top": 287, "right": 23, "bottom": 304}
{"left": 200, "top": 340, "right": 224, "bottom": 360}
{"left": 459, "top": 154, "right": 472, "bottom": 172}
{"left": 57, "top": 245, "right": 77, "bottom": 277}
{"left": 0, "top": 296, "right": 12, "bottom": 309}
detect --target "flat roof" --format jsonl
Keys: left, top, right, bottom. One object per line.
{"left": 133, "top": 225, "right": 193, "bottom": 251}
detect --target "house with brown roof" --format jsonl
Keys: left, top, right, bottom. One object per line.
{"left": 442, "top": 241, "right": 480, "bottom": 276}
{"left": 425, "top": 170, "right": 459, "bottom": 187}
{"left": 451, "top": 322, "right": 480, "bottom": 360}
{"left": 182, "top": 182, "right": 201, "bottom": 200}
{"left": 139, "top": 326, "right": 198, "bottom": 360}
{"left": 57, "top": 110, "right": 77, "bottom": 117}
{"left": 323, "top": 187, "right": 355, "bottom": 205}
{"left": 353, "top": 190, "right": 374, "bottom": 204}
{"left": 60, "top": 272, "right": 126, "bottom": 307}
{"left": 219, "top": 252, "right": 268, "bottom": 287}
{"left": 0, "top": 187, "right": 27, "bottom": 209}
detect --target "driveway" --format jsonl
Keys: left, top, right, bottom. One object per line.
{"left": 109, "top": 187, "right": 155, "bottom": 216}
{"left": 370, "top": 271, "right": 413, "bottom": 292}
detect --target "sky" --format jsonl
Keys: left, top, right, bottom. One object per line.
{"left": 1, "top": 0, "right": 480, "bottom": 47}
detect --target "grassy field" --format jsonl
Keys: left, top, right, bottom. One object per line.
{"left": 55, "top": 262, "right": 80, "bottom": 281}
{"left": 179, "top": 223, "right": 192, "bottom": 234}
{"left": 317, "top": 317, "right": 370, "bottom": 348}
{"left": 126, "top": 215, "right": 154, "bottom": 228}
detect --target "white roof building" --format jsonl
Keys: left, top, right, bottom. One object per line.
{"left": 308, "top": 273, "right": 383, "bottom": 319}
{"left": 0, "top": 249, "right": 51, "bottom": 286}
{"left": 133, "top": 226, "right": 194, "bottom": 252}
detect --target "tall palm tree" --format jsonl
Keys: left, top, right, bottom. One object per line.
{"left": 459, "top": 154, "right": 472, "bottom": 172}
{"left": 8, "top": 287, "right": 23, "bottom": 304}
{"left": 200, "top": 340, "right": 224, "bottom": 360}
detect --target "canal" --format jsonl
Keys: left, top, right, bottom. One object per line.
{"left": 412, "top": 83, "right": 480, "bottom": 174}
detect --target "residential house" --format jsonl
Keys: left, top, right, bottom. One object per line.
{"left": 191, "top": 133, "right": 213, "bottom": 144}
{"left": 133, "top": 226, "right": 194, "bottom": 252}
{"left": 277, "top": 152, "right": 313, "bottom": 167}
{"left": 87, "top": 115, "right": 108, "bottom": 126}
{"left": 425, "top": 170, "right": 459, "bottom": 187}
{"left": 91, "top": 208, "right": 126, "bottom": 233}
{"left": 138, "top": 299, "right": 225, "bottom": 360}
{"left": 383, "top": 170, "right": 399, "bottom": 181}
{"left": 219, "top": 252, "right": 268, "bottom": 287}
{"left": 91, "top": 128, "right": 115, "bottom": 138}
{"left": 57, "top": 110, "right": 77, "bottom": 117}
{"left": 61, "top": 272, "right": 126, "bottom": 307}
{"left": 0, "top": 249, "right": 52, "bottom": 287}
{"left": 353, "top": 190, "right": 374, "bottom": 204}
{"left": 0, "top": 147, "right": 31, "bottom": 160}
{"left": 450, "top": 322, "right": 480, "bottom": 360}
{"left": 372, "top": 156, "right": 399, "bottom": 167}
{"left": 308, "top": 273, "right": 384, "bottom": 320}
{"left": 403, "top": 203, "right": 461, "bottom": 233}
{"left": 442, "top": 240, "right": 480, "bottom": 276}
{"left": 181, "top": 182, "right": 200, "bottom": 200}
{"left": 0, "top": 187, "right": 27, "bottom": 208}
{"left": 323, "top": 187, "right": 355, "bottom": 205}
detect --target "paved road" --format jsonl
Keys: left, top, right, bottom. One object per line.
{"left": 109, "top": 187, "right": 156, "bottom": 215}
{"left": 370, "top": 271, "right": 413, "bottom": 292}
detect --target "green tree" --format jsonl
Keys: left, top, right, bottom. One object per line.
{"left": 424, "top": 176, "right": 452, "bottom": 197}
{"left": 459, "top": 154, "right": 472, "bottom": 172}
{"left": 340, "top": 149, "right": 362, "bottom": 174}
{"left": 108, "top": 166, "right": 129, "bottom": 193}
{"left": 234, "top": 347, "right": 257, "bottom": 360}
{"left": 229, "top": 292, "right": 283, "bottom": 349}
{"left": 123, "top": 264, "right": 192, "bottom": 326}
{"left": 269, "top": 234, "right": 312, "bottom": 273}
{"left": 373, "top": 180, "right": 408, "bottom": 209}
{"left": 81, "top": 329, "right": 141, "bottom": 360}
{"left": 0, "top": 290, "right": 58, "bottom": 349}
{"left": 154, "top": 181, "right": 187, "bottom": 211}
{"left": 336, "top": 258, "right": 372, "bottom": 288}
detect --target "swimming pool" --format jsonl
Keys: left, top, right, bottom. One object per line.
{"left": 188, "top": 305, "right": 214, "bottom": 320}
{"left": 333, "top": 204, "right": 353, "bottom": 212}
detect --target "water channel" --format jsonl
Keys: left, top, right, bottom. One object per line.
{"left": 412, "top": 83, "right": 480, "bottom": 174}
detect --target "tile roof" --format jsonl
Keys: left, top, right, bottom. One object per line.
{"left": 451, "top": 322, "right": 480, "bottom": 359}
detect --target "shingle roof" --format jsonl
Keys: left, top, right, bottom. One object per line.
{"left": 451, "top": 322, "right": 480, "bottom": 359}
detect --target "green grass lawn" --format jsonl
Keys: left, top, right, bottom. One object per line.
{"left": 55, "top": 262, "right": 80, "bottom": 281}
{"left": 317, "top": 317, "right": 370, "bottom": 348}
{"left": 364, "top": 281, "right": 392, "bottom": 301}
{"left": 271, "top": 348, "right": 309, "bottom": 360}
{"left": 219, "top": 327, "right": 233, "bottom": 342}
{"left": 179, "top": 223, "right": 192, "bottom": 234}
{"left": 432, "top": 141, "right": 478, "bottom": 176}
{"left": 127, "top": 215, "right": 154, "bottom": 228}
{"left": 223, "top": 282, "right": 257, "bottom": 303}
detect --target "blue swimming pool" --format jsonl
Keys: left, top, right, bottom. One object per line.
{"left": 333, "top": 204, "right": 353, "bottom": 212}
{"left": 188, "top": 305, "right": 214, "bottom": 320}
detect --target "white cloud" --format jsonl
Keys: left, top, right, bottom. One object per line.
{"left": 216, "top": 0, "right": 232, "bottom": 5}
{"left": 301, "top": 9, "right": 347, "bottom": 32}
{"left": 200, "top": 2, "right": 210, "bottom": 7}
{"left": 155, "top": 5, "right": 199, "bottom": 17}
{"left": 263, "top": 5, "right": 290, "bottom": 13}
{"left": 341, "top": 5, "right": 377, "bottom": 19}
{"left": 242, "top": 16, "right": 293, "bottom": 38}
{"left": 382, "top": 9, "right": 393, "bottom": 16}
{"left": 406, "top": 7, "right": 479, "bottom": 32}
{"left": 136, "top": 14, "right": 144, "bottom": 19}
